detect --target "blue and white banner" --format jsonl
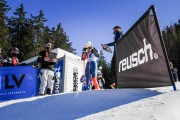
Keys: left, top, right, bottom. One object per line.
{"left": 54, "top": 59, "right": 64, "bottom": 92}
{"left": 0, "top": 66, "right": 38, "bottom": 100}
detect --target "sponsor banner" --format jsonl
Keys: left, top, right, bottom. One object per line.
{"left": 54, "top": 59, "right": 64, "bottom": 93}
{"left": 0, "top": 66, "right": 38, "bottom": 100}
{"left": 116, "top": 7, "right": 174, "bottom": 88}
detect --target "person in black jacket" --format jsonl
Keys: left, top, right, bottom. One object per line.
{"left": 37, "top": 42, "right": 57, "bottom": 95}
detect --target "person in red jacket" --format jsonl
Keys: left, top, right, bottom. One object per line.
{"left": 11, "top": 47, "right": 20, "bottom": 65}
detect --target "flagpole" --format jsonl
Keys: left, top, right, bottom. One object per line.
{"left": 151, "top": 5, "right": 176, "bottom": 91}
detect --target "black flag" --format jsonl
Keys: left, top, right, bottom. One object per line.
{"left": 116, "top": 5, "right": 176, "bottom": 90}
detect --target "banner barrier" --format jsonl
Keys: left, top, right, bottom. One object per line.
{"left": 116, "top": 5, "right": 176, "bottom": 89}
{"left": 0, "top": 66, "right": 38, "bottom": 100}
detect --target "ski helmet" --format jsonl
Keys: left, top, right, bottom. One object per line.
{"left": 14, "top": 47, "right": 19, "bottom": 54}
{"left": 84, "top": 41, "right": 93, "bottom": 48}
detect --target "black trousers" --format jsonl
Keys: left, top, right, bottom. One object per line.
{"left": 110, "top": 51, "right": 116, "bottom": 85}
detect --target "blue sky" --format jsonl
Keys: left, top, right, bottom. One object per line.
{"left": 7, "top": 0, "right": 180, "bottom": 62}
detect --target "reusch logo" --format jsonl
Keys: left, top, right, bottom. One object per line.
{"left": 119, "top": 38, "right": 158, "bottom": 72}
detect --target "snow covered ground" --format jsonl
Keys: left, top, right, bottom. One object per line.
{"left": 0, "top": 82, "right": 179, "bottom": 120}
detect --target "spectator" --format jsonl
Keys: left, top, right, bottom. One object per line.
{"left": 173, "top": 67, "right": 179, "bottom": 82}
{"left": 0, "top": 48, "right": 14, "bottom": 67}
{"left": 97, "top": 70, "right": 105, "bottom": 89}
{"left": 169, "top": 62, "right": 179, "bottom": 82}
{"left": 11, "top": 47, "right": 20, "bottom": 65}
{"left": 37, "top": 42, "right": 57, "bottom": 95}
{"left": 2, "top": 58, "right": 13, "bottom": 67}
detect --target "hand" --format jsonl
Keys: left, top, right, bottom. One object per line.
{"left": 44, "top": 57, "right": 50, "bottom": 61}
{"left": 51, "top": 58, "right": 57, "bottom": 62}
{"left": 102, "top": 44, "right": 108, "bottom": 48}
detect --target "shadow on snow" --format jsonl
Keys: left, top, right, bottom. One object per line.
{"left": 0, "top": 89, "right": 161, "bottom": 120}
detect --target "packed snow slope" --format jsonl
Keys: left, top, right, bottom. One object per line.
{"left": 79, "top": 82, "right": 180, "bottom": 120}
{"left": 0, "top": 82, "right": 179, "bottom": 120}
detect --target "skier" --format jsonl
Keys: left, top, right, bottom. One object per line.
{"left": 37, "top": 42, "right": 57, "bottom": 95}
{"left": 81, "top": 41, "right": 100, "bottom": 90}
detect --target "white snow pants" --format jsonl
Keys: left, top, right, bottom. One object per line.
{"left": 39, "top": 69, "right": 54, "bottom": 95}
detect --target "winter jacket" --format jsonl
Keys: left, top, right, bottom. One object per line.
{"left": 37, "top": 50, "right": 57, "bottom": 71}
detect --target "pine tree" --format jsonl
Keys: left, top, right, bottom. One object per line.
{"left": 51, "top": 23, "right": 76, "bottom": 53}
{"left": 8, "top": 4, "right": 33, "bottom": 61}
{"left": 3, "top": 3, "right": 76, "bottom": 61}
{"left": 43, "top": 26, "right": 52, "bottom": 44}
{"left": 25, "top": 18, "right": 36, "bottom": 58}
{"left": 30, "top": 10, "right": 47, "bottom": 55}
{"left": 173, "top": 20, "right": 180, "bottom": 76}
{"left": 162, "top": 26, "right": 177, "bottom": 62}
{"left": 162, "top": 20, "right": 180, "bottom": 79}
{"left": 0, "top": 0, "right": 10, "bottom": 56}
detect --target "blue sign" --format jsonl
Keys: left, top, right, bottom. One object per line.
{"left": 54, "top": 60, "right": 63, "bottom": 80}
{"left": 54, "top": 60, "right": 64, "bottom": 92}
{"left": 0, "top": 66, "right": 38, "bottom": 100}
